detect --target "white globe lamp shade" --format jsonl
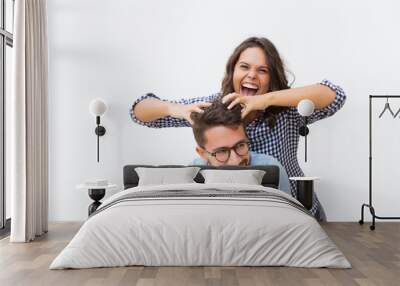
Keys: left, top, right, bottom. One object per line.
{"left": 297, "top": 99, "right": 315, "bottom": 117}
{"left": 89, "top": 98, "right": 107, "bottom": 117}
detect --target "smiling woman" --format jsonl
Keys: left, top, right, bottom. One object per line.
{"left": 221, "top": 38, "right": 291, "bottom": 125}
{"left": 233, "top": 49, "right": 270, "bottom": 96}
{"left": 129, "top": 36, "right": 346, "bottom": 221}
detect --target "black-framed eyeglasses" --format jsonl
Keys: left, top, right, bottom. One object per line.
{"left": 203, "top": 141, "right": 250, "bottom": 163}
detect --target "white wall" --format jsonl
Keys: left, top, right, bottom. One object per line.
{"left": 48, "top": 0, "right": 400, "bottom": 221}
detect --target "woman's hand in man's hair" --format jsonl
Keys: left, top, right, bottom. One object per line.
{"left": 168, "top": 101, "right": 212, "bottom": 125}
{"left": 222, "top": 92, "right": 271, "bottom": 119}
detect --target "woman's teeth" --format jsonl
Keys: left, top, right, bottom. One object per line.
{"left": 242, "top": 83, "right": 258, "bottom": 89}
{"left": 241, "top": 84, "right": 258, "bottom": 96}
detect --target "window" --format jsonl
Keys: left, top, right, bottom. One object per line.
{"left": 0, "top": 0, "right": 14, "bottom": 236}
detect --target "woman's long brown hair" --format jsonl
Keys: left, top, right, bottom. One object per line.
{"left": 221, "top": 37, "right": 292, "bottom": 128}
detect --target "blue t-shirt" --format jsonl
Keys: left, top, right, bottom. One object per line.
{"left": 192, "top": 151, "right": 291, "bottom": 195}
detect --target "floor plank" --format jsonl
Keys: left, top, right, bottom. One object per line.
{"left": 0, "top": 222, "right": 399, "bottom": 286}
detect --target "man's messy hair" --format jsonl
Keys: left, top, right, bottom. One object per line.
{"left": 190, "top": 99, "right": 245, "bottom": 147}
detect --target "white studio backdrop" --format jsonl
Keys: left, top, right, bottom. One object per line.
{"left": 47, "top": 0, "right": 400, "bottom": 221}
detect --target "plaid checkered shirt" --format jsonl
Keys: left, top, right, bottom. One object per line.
{"left": 129, "top": 79, "right": 346, "bottom": 221}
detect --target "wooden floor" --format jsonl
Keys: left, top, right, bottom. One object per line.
{"left": 0, "top": 222, "right": 399, "bottom": 286}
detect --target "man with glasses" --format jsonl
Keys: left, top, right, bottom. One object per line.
{"left": 190, "top": 99, "right": 290, "bottom": 195}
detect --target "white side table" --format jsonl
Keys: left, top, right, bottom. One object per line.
{"left": 76, "top": 183, "right": 117, "bottom": 216}
{"left": 289, "top": 177, "right": 319, "bottom": 210}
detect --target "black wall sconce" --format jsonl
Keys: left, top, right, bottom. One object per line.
{"left": 297, "top": 99, "right": 315, "bottom": 162}
{"left": 89, "top": 98, "right": 107, "bottom": 162}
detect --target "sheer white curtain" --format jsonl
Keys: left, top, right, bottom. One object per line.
{"left": 9, "top": 0, "right": 48, "bottom": 242}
